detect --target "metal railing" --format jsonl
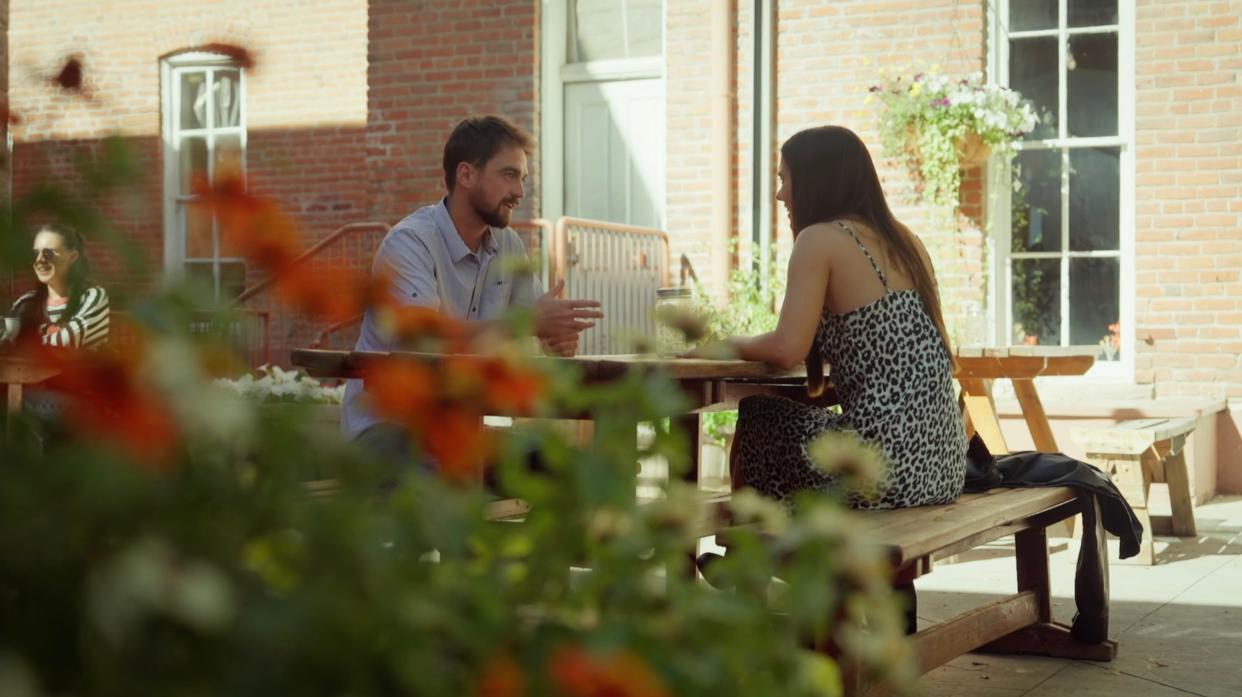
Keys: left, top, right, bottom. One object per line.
{"left": 297, "top": 216, "right": 675, "bottom": 358}
{"left": 235, "top": 221, "right": 391, "bottom": 364}
{"left": 552, "top": 217, "right": 671, "bottom": 356}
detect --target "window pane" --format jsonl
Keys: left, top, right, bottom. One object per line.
{"left": 185, "top": 261, "right": 215, "bottom": 295}
{"left": 1012, "top": 259, "right": 1061, "bottom": 346}
{"left": 180, "top": 72, "right": 207, "bottom": 130}
{"left": 1069, "top": 147, "right": 1120, "bottom": 251}
{"left": 574, "top": 0, "right": 625, "bottom": 62}
{"left": 1010, "top": 0, "right": 1057, "bottom": 31}
{"left": 182, "top": 203, "right": 214, "bottom": 258}
{"left": 214, "top": 70, "right": 241, "bottom": 128}
{"left": 1009, "top": 37, "right": 1059, "bottom": 140}
{"left": 1012, "top": 149, "right": 1062, "bottom": 253}
{"left": 1067, "top": 33, "right": 1118, "bottom": 137}
{"left": 626, "top": 0, "right": 663, "bottom": 58}
{"left": 1069, "top": 257, "right": 1120, "bottom": 360}
{"left": 179, "top": 136, "right": 208, "bottom": 194}
{"left": 1069, "top": 0, "right": 1117, "bottom": 27}
{"left": 219, "top": 262, "right": 247, "bottom": 300}
{"left": 213, "top": 133, "right": 244, "bottom": 184}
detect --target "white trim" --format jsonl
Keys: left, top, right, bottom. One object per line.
{"left": 540, "top": 0, "right": 567, "bottom": 227}
{"left": 560, "top": 56, "right": 662, "bottom": 83}
{"left": 160, "top": 51, "right": 248, "bottom": 300}
{"left": 988, "top": 0, "right": 1135, "bottom": 381}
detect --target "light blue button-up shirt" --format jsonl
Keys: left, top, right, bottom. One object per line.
{"left": 341, "top": 199, "right": 543, "bottom": 440}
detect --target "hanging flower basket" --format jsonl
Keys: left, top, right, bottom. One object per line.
{"left": 871, "top": 70, "right": 1038, "bottom": 210}
{"left": 955, "top": 132, "right": 992, "bottom": 167}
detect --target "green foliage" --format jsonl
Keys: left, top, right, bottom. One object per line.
{"left": 0, "top": 143, "right": 917, "bottom": 696}
{"left": 694, "top": 256, "right": 785, "bottom": 446}
{"left": 872, "top": 70, "right": 1039, "bottom": 211}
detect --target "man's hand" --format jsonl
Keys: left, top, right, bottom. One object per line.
{"left": 533, "top": 280, "right": 603, "bottom": 344}
{"left": 542, "top": 332, "right": 580, "bottom": 357}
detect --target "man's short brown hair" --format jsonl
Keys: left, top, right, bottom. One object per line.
{"left": 442, "top": 115, "right": 534, "bottom": 192}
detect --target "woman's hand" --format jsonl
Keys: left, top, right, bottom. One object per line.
{"left": 678, "top": 340, "right": 737, "bottom": 360}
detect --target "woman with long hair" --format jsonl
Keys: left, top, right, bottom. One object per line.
{"left": 9, "top": 224, "right": 110, "bottom": 349}
{"left": 720, "top": 125, "right": 966, "bottom": 509}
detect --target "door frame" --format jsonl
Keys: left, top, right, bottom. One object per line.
{"left": 539, "top": 0, "right": 666, "bottom": 225}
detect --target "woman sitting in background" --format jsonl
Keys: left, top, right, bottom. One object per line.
{"left": 9, "top": 224, "right": 109, "bottom": 349}
{"left": 717, "top": 125, "right": 966, "bottom": 509}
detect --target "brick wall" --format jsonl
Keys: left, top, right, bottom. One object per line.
{"left": 769, "top": 0, "right": 987, "bottom": 327}
{"left": 1, "top": 0, "right": 9, "bottom": 201}
{"left": 8, "top": 0, "right": 369, "bottom": 296}
{"left": 1133, "top": 0, "right": 1242, "bottom": 401}
{"left": 366, "top": 0, "right": 539, "bottom": 224}
{"left": 664, "top": 0, "right": 720, "bottom": 281}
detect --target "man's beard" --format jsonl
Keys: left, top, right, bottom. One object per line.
{"left": 472, "top": 191, "right": 515, "bottom": 228}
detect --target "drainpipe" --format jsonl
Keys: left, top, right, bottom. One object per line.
{"left": 751, "top": 0, "right": 775, "bottom": 295}
{"left": 709, "top": 0, "right": 735, "bottom": 296}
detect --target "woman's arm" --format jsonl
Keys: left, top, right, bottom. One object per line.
{"left": 730, "top": 226, "right": 834, "bottom": 370}
{"left": 43, "top": 286, "right": 109, "bottom": 349}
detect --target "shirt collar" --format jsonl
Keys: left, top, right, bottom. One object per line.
{"left": 434, "top": 198, "right": 500, "bottom": 262}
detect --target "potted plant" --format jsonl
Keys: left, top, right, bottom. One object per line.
{"left": 871, "top": 70, "right": 1039, "bottom": 211}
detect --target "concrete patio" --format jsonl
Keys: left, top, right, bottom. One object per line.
{"left": 917, "top": 495, "right": 1242, "bottom": 697}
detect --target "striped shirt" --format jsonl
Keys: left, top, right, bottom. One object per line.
{"left": 10, "top": 286, "right": 110, "bottom": 349}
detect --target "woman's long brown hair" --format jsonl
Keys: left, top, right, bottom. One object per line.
{"left": 780, "top": 126, "right": 954, "bottom": 397}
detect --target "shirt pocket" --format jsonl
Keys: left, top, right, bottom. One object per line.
{"left": 480, "top": 277, "right": 514, "bottom": 318}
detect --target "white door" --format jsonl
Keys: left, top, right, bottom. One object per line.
{"left": 563, "top": 78, "right": 665, "bottom": 229}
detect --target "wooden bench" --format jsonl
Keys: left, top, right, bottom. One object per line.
{"left": 720, "top": 486, "right": 1116, "bottom": 696}
{"left": 1072, "top": 417, "right": 1197, "bottom": 565}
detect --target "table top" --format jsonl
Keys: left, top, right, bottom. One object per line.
{"left": 291, "top": 348, "right": 806, "bottom": 383}
{"left": 0, "top": 354, "right": 61, "bottom": 385}
{"left": 293, "top": 346, "right": 1098, "bottom": 383}
{"left": 953, "top": 345, "right": 1096, "bottom": 379}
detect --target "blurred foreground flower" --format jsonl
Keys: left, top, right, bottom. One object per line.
{"left": 51, "top": 55, "right": 84, "bottom": 92}
{"left": 807, "top": 431, "right": 887, "bottom": 493}
{"left": 192, "top": 171, "right": 382, "bottom": 324}
{"left": 548, "top": 645, "right": 671, "bottom": 697}
{"left": 33, "top": 341, "right": 179, "bottom": 471}
{"left": 477, "top": 654, "right": 525, "bottom": 697}
{"left": 362, "top": 351, "right": 546, "bottom": 483}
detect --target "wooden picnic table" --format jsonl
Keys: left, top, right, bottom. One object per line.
{"left": 292, "top": 346, "right": 1096, "bottom": 478}
{"left": 0, "top": 353, "right": 61, "bottom": 437}
{"left": 953, "top": 346, "right": 1097, "bottom": 455}
{"left": 291, "top": 348, "right": 836, "bottom": 483}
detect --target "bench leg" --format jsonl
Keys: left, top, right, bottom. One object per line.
{"left": 1157, "top": 439, "right": 1197, "bottom": 537}
{"left": 1113, "top": 453, "right": 1155, "bottom": 565}
{"left": 979, "top": 497, "right": 1117, "bottom": 661}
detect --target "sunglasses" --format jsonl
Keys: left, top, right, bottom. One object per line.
{"left": 33, "top": 248, "right": 65, "bottom": 263}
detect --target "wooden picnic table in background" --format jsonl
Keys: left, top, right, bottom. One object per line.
{"left": 953, "top": 346, "right": 1097, "bottom": 456}
{"left": 0, "top": 353, "right": 61, "bottom": 437}
{"left": 293, "top": 346, "right": 1097, "bottom": 480}
{"left": 291, "top": 348, "right": 835, "bottom": 483}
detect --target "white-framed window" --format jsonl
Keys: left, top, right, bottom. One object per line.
{"left": 160, "top": 52, "right": 248, "bottom": 301}
{"left": 542, "top": 1, "right": 666, "bottom": 230}
{"left": 988, "top": 0, "right": 1135, "bottom": 378}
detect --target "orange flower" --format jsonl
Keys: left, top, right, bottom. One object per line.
{"left": 275, "top": 264, "right": 374, "bottom": 325}
{"left": 477, "top": 654, "right": 526, "bottom": 697}
{"left": 362, "top": 357, "right": 437, "bottom": 430}
{"left": 198, "top": 42, "right": 257, "bottom": 69}
{"left": 424, "top": 406, "right": 491, "bottom": 484}
{"left": 193, "top": 174, "right": 300, "bottom": 272}
{"left": 51, "top": 55, "right": 84, "bottom": 92}
{"left": 35, "top": 344, "right": 179, "bottom": 472}
{"left": 481, "top": 357, "right": 544, "bottom": 417}
{"left": 548, "top": 645, "right": 672, "bottom": 697}
{"left": 374, "top": 304, "right": 470, "bottom": 351}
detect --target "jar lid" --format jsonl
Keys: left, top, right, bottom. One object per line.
{"left": 657, "top": 286, "right": 694, "bottom": 299}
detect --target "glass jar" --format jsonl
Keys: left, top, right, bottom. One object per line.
{"left": 655, "top": 286, "right": 695, "bottom": 356}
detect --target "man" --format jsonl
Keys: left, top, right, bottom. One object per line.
{"left": 342, "top": 115, "right": 603, "bottom": 457}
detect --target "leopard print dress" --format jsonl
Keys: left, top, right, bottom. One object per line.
{"left": 733, "top": 221, "right": 967, "bottom": 509}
